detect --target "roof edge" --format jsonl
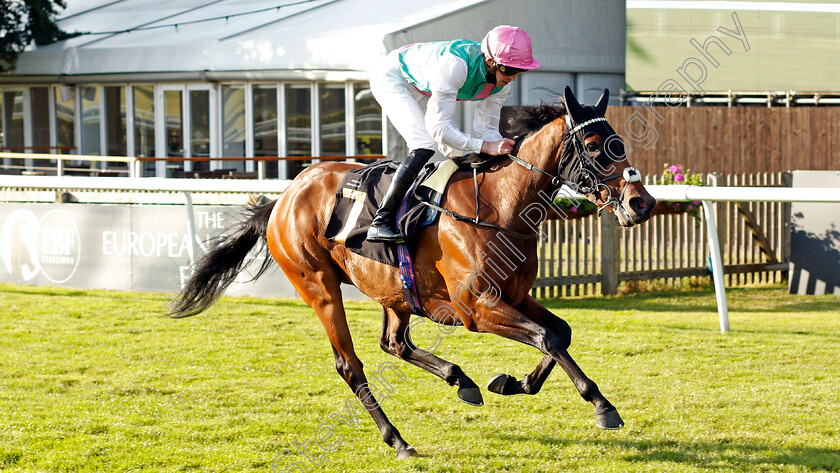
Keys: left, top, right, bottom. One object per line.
{"left": 382, "top": 0, "right": 490, "bottom": 51}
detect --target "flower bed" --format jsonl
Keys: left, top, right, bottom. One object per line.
{"left": 653, "top": 163, "right": 704, "bottom": 220}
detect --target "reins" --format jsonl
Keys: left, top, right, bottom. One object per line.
{"left": 420, "top": 111, "right": 642, "bottom": 240}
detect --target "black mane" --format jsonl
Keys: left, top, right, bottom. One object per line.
{"left": 503, "top": 102, "right": 567, "bottom": 138}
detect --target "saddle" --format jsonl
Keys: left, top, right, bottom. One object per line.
{"left": 323, "top": 158, "right": 468, "bottom": 266}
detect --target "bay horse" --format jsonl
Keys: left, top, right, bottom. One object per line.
{"left": 170, "top": 86, "right": 656, "bottom": 458}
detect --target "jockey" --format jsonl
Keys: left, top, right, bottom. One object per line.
{"left": 366, "top": 25, "right": 541, "bottom": 242}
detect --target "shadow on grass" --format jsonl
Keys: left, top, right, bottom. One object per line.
{"left": 496, "top": 434, "right": 840, "bottom": 471}
{"left": 0, "top": 284, "right": 93, "bottom": 298}
{"left": 542, "top": 298, "right": 717, "bottom": 314}
{"left": 4, "top": 283, "right": 838, "bottom": 316}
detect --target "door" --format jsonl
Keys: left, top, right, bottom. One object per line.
{"left": 155, "top": 85, "right": 217, "bottom": 177}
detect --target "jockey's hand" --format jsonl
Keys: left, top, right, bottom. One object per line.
{"left": 481, "top": 138, "right": 515, "bottom": 156}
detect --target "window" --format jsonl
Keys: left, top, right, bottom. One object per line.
{"left": 31, "top": 87, "right": 50, "bottom": 150}
{"left": 354, "top": 83, "right": 382, "bottom": 163}
{"left": 2, "top": 91, "right": 24, "bottom": 170}
{"left": 104, "top": 86, "right": 126, "bottom": 157}
{"left": 164, "top": 89, "right": 184, "bottom": 177}
{"left": 189, "top": 89, "right": 210, "bottom": 172}
{"left": 80, "top": 86, "right": 100, "bottom": 156}
{"left": 222, "top": 85, "right": 245, "bottom": 171}
{"left": 319, "top": 85, "right": 345, "bottom": 156}
{"left": 253, "top": 85, "right": 278, "bottom": 178}
{"left": 55, "top": 86, "right": 75, "bottom": 155}
{"left": 30, "top": 87, "right": 52, "bottom": 173}
{"left": 1, "top": 91, "right": 23, "bottom": 149}
{"left": 133, "top": 86, "right": 155, "bottom": 177}
{"left": 285, "top": 84, "right": 311, "bottom": 179}
{"left": 1, "top": 81, "right": 384, "bottom": 178}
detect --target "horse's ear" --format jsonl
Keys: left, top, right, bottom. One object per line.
{"left": 595, "top": 88, "right": 609, "bottom": 116}
{"left": 564, "top": 86, "right": 584, "bottom": 122}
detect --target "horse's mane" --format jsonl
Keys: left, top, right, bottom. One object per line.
{"left": 503, "top": 102, "right": 567, "bottom": 138}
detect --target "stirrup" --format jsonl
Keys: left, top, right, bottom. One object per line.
{"left": 366, "top": 223, "right": 405, "bottom": 243}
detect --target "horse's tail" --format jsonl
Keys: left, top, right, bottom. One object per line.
{"left": 169, "top": 200, "right": 276, "bottom": 318}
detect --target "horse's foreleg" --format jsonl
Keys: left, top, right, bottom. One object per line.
{"left": 471, "top": 296, "right": 624, "bottom": 429}
{"left": 521, "top": 296, "right": 623, "bottom": 428}
{"left": 379, "top": 307, "right": 483, "bottom": 406}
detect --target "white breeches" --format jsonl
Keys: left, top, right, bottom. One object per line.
{"left": 369, "top": 50, "right": 438, "bottom": 154}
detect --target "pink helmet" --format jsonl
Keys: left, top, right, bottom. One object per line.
{"left": 480, "top": 25, "right": 541, "bottom": 70}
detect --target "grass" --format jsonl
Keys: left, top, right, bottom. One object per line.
{"left": 0, "top": 282, "right": 838, "bottom": 472}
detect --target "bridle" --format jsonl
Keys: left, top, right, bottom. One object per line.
{"left": 507, "top": 112, "right": 642, "bottom": 217}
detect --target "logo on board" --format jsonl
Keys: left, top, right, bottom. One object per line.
{"left": 0, "top": 208, "right": 81, "bottom": 283}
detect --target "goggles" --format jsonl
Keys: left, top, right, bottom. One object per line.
{"left": 497, "top": 63, "right": 527, "bottom": 76}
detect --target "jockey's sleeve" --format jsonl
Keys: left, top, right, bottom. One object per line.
{"left": 424, "top": 55, "right": 484, "bottom": 154}
{"left": 473, "top": 84, "right": 509, "bottom": 143}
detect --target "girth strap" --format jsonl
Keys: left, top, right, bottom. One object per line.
{"left": 396, "top": 180, "right": 425, "bottom": 315}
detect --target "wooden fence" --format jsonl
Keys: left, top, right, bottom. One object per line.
{"left": 531, "top": 172, "right": 790, "bottom": 297}
{"left": 600, "top": 107, "right": 839, "bottom": 175}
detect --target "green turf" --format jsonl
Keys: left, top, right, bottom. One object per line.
{"left": 0, "top": 283, "right": 838, "bottom": 472}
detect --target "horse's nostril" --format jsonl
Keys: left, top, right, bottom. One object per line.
{"left": 630, "top": 197, "right": 647, "bottom": 212}
{"left": 629, "top": 197, "right": 655, "bottom": 219}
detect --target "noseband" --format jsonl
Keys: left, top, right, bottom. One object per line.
{"left": 508, "top": 114, "right": 641, "bottom": 216}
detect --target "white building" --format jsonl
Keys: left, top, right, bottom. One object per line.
{"left": 0, "top": 0, "right": 625, "bottom": 178}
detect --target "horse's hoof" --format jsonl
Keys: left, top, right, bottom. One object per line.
{"left": 457, "top": 387, "right": 484, "bottom": 406}
{"left": 397, "top": 446, "right": 418, "bottom": 459}
{"left": 595, "top": 408, "right": 624, "bottom": 430}
{"left": 487, "top": 373, "right": 511, "bottom": 395}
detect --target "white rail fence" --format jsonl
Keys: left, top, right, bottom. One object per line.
{"left": 0, "top": 153, "right": 141, "bottom": 178}
{"left": 2, "top": 175, "right": 839, "bottom": 333}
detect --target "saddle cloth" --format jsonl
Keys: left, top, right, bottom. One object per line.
{"left": 324, "top": 159, "right": 462, "bottom": 266}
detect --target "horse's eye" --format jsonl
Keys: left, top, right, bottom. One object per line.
{"left": 586, "top": 142, "right": 599, "bottom": 153}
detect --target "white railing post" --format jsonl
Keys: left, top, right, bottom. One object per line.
{"left": 703, "top": 200, "right": 730, "bottom": 333}
{"left": 600, "top": 212, "right": 620, "bottom": 296}
{"left": 183, "top": 191, "right": 198, "bottom": 264}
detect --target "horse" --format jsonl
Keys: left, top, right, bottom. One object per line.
{"left": 170, "top": 86, "right": 656, "bottom": 459}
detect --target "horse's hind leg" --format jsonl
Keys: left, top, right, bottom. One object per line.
{"left": 487, "top": 354, "right": 556, "bottom": 396}
{"left": 489, "top": 310, "right": 583, "bottom": 396}
{"left": 379, "top": 307, "right": 483, "bottom": 406}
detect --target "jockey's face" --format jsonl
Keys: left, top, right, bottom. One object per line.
{"left": 495, "top": 69, "right": 518, "bottom": 87}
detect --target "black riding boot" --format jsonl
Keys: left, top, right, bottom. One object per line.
{"left": 367, "top": 149, "right": 435, "bottom": 242}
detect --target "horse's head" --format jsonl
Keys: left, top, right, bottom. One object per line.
{"left": 559, "top": 86, "right": 655, "bottom": 227}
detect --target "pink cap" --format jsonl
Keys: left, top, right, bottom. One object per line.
{"left": 481, "top": 25, "right": 541, "bottom": 70}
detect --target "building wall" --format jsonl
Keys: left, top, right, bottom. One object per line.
{"left": 627, "top": 3, "right": 840, "bottom": 93}
{"left": 388, "top": 0, "right": 626, "bottom": 106}
{"left": 2, "top": 0, "right": 628, "bottom": 171}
